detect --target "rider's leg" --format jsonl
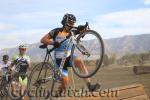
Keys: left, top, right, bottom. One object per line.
{"left": 20, "top": 85, "right": 26, "bottom": 100}
{"left": 73, "top": 57, "right": 100, "bottom": 91}
{"left": 19, "top": 76, "right": 27, "bottom": 99}
{"left": 58, "top": 76, "right": 69, "bottom": 95}
{"left": 11, "top": 81, "right": 17, "bottom": 96}
{"left": 55, "top": 59, "right": 69, "bottom": 96}
{"left": 73, "top": 57, "right": 89, "bottom": 77}
{"left": 73, "top": 57, "right": 90, "bottom": 81}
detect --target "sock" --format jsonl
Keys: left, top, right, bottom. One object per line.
{"left": 86, "top": 82, "right": 91, "bottom": 89}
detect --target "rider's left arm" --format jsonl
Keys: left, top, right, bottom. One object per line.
{"left": 27, "top": 57, "right": 31, "bottom": 69}
{"left": 28, "top": 61, "right": 31, "bottom": 69}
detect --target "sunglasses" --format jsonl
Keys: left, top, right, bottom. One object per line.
{"left": 19, "top": 48, "right": 26, "bottom": 51}
{"left": 3, "top": 59, "right": 8, "bottom": 61}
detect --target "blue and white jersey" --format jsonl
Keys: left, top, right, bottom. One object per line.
{"left": 49, "top": 29, "right": 74, "bottom": 59}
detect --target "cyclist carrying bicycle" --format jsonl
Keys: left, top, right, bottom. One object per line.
{"left": 41, "top": 13, "right": 100, "bottom": 96}
{"left": 10, "top": 45, "right": 31, "bottom": 100}
{"left": 0, "top": 55, "right": 11, "bottom": 82}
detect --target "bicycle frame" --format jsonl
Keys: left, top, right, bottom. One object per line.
{"left": 38, "top": 28, "right": 78, "bottom": 81}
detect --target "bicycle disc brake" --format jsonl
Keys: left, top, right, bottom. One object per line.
{"left": 77, "top": 43, "right": 90, "bottom": 57}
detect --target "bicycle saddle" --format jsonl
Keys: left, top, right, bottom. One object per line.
{"left": 39, "top": 44, "right": 47, "bottom": 49}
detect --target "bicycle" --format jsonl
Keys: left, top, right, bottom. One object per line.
{"left": 0, "top": 62, "right": 29, "bottom": 100}
{"left": 0, "top": 68, "right": 11, "bottom": 100}
{"left": 27, "top": 22, "right": 104, "bottom": 99}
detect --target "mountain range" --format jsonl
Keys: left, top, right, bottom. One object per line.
{"left": 0, "top": 34, "right": 150, "bottom": 62}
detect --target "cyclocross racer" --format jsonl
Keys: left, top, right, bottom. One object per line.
{"left": 41, "top": 13, "right": 100, "bottom": 96}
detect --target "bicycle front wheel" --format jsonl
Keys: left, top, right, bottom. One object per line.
{"left": 71, "top": 30, "right": 104, "bottom": 78}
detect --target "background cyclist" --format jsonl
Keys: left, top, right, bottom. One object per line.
{"left": 41, "top": 13, "right": 100, "bottom": 96}
{"left": 11, "top": 45, "right": 31, "bottom": 99}
{"left": 0, "top": 55, "right": 11, "bottom": 82}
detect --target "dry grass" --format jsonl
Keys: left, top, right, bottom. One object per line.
{"left": 67, "top": 66, "right": 150, "bottom": 97}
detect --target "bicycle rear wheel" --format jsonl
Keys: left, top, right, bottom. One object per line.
{"left": 0, "top": 77, "right": 9, "bottom": 99}
{"left": 27, "top": 62, "right": 54, "bottom": 100}
{"left": 71, "top": 30, "right": 104, "bottom": 78}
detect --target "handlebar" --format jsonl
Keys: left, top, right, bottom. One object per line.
{"left": 85, "top": 22, "right": 90, "bottom": 30}
{"left": 39, "top": 22, "right": 89, "bottom": 53}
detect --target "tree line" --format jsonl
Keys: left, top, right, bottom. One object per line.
{"left": 103, "top": 51, "right": 150, "bottom": 66}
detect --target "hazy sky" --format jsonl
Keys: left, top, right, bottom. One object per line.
{"left": 0, "top": 0, "right": 150, "bottom": 48}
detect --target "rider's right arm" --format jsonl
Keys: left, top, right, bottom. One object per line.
{"left": 41, "top": 33, "right": 54, "bottom": 45}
